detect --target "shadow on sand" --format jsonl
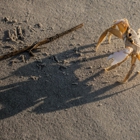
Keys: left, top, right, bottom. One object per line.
{"left": 0, "top": 43, "right": 137, "bottom": 119}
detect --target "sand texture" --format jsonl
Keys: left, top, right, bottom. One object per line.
{"left": 0, "top": 0, "right": 140, "bottom": 140}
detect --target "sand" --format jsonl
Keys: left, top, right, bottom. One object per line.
{"left": 0, "top": 0, "right": 140, "bottom": 140}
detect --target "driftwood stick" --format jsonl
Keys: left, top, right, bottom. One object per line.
{"left": 0, "top": 23, "right": 83, "bottom": 61}
{"left": 0, "top": 43, "right": 35, "bottom": 61}
{"left": 29, "top": 23, "right": 83, "bottom": 53}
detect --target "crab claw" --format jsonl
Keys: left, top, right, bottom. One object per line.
{"left": 108, "top": 47, "right": 133, "bottom": 65}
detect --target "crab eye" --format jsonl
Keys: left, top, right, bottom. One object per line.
{"left": 128, "top": 33, "right": 132, "bottom": 37}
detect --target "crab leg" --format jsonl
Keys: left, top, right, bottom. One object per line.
{"left": 108, "top": 32, "right": 113, "bottom": 44}
{"left": 104, "top": 55, "right": 129, "bottom": 71}
{"left": 108, "top": 22, "right": 128, "bottom": 43}
{"left": 119, "top": 55, "right": 137, "bottom": 83}
{"left": 108, "top": 25, "right": 116, "bottom": 44}
{"left": 96, "top": 19, "right": 129, "bottom": 51}
{"left": 95, "top": 28, "right": 122, "bottom": 51}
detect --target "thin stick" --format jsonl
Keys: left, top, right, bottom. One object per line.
{"left": 0, "top": 43, "right": 35, "bottom": 61}
{"left": 0, "top": 23, "right": 83, "bottom": 61}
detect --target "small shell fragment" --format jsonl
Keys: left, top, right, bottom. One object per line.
{"left": 108, "top": 47, "right": 133, "bottom": 65}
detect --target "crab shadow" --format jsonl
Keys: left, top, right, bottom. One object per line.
{"left": 0, "top": 43, "right": 137, "bottom": 119}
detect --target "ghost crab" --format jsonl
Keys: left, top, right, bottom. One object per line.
{"left": 96, "top": 18, "right": 140, "bottom": 83}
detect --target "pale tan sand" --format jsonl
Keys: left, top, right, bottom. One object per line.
{"left": 0, "top": 0, "right": 140, "bottom": 140}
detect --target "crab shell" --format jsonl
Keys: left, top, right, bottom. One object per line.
{"left": 108, "top": 26, "right": 140, "bottom": 67}
{"left": 123, "top": 27, "right": 140, "bottom": 62}
{"left": 113, "top": 18, "right": 130, "bottom": 34}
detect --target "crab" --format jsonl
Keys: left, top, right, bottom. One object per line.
{"left": 96, "top": 18, "right": 140, "bottom": 83}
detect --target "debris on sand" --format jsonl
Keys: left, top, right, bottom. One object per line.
{"left": 7, "top": 26, "right": 25, "bottom": 42}
{"left": 19, "top": 54, "right": 26, "bottom": 63}
{"left": 2, "top": 17, "right": 9, "bottom": 22}
{"left": 34, "top": 23, "right": 43, "bottom": 28}
{"left": 9, "top": 59, "right": 19, "bottom": 65}
{"left": 59, "top": 65, "right": 67, "bottom": 71}
{"left": 30, "top": 75, "right": 39, "bottom": 80}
